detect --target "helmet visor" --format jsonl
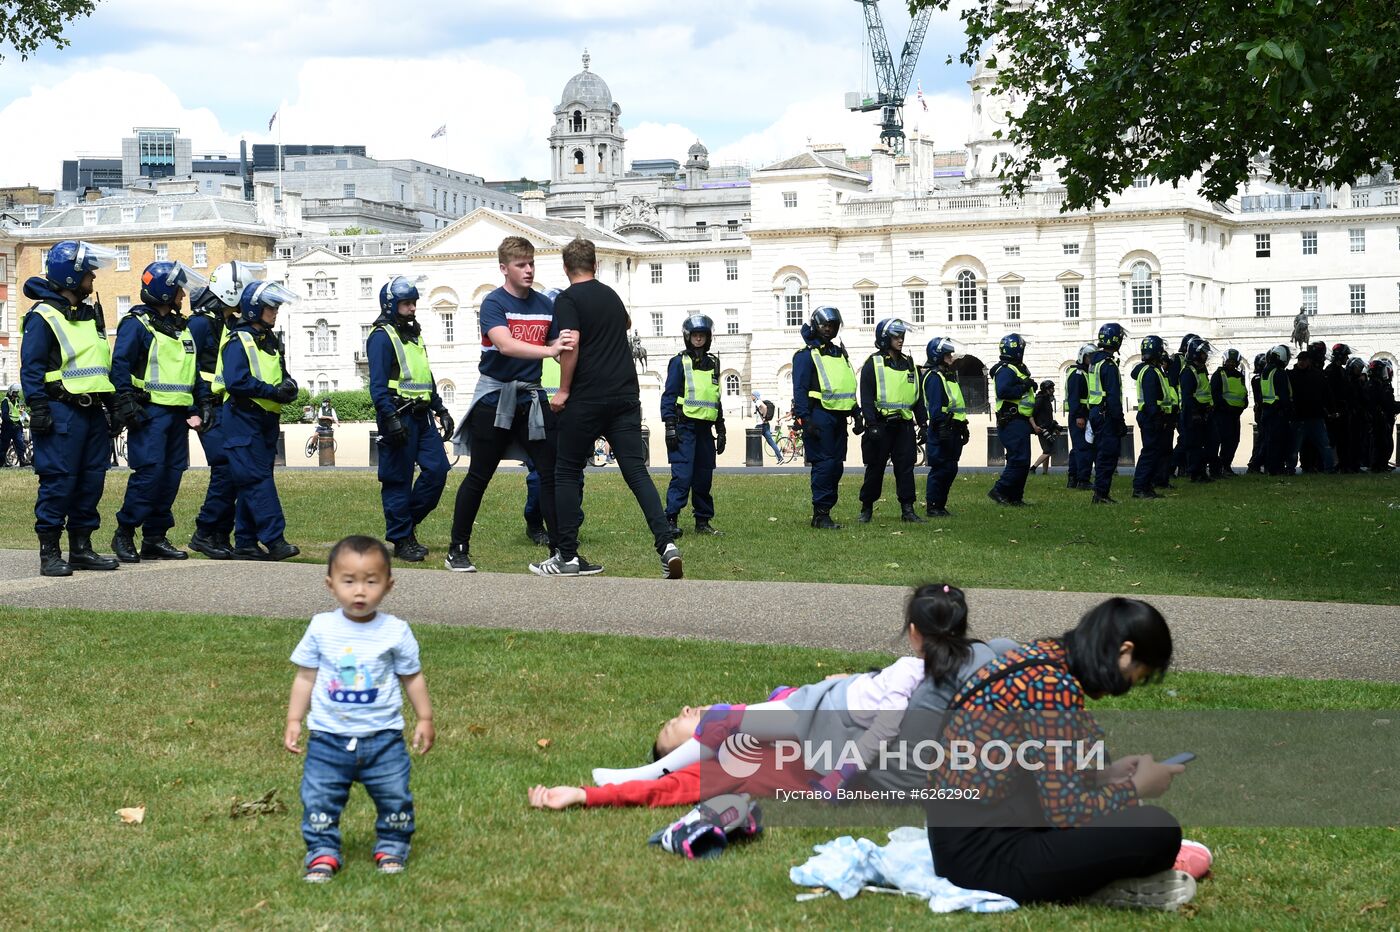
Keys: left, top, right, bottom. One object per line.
{"left": 251, "top": 282, "right": 301, "bottom": 308}
{"left": 74, "top": 241, "right": 119, "bottom": 271}
{"left": 165, "top": 262, "right": 209, "bottom": 293}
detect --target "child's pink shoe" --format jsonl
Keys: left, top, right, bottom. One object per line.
{"left": 1173, "top": 839, "right": 1213, "bottom": 879}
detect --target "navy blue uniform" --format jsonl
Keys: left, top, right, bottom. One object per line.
{"left": 1088, "top": 351, "right": 1125, "bottom": 497}
{"left": 1210, "top": 367, "right": 1245, "bottom": 474}
{"left": 20, "top": 280, "right": 112, "bottom": 536}
{"left": 366, "top": 323, "right": 450, "bottom": 543}
{"left": 661, "top": 351, "right": 722, "bottom": 524}
{"left": 1131, "top": 362, "right": 1169, "bottom": 495}
{"left": 219, "top": 323, "right": 289, "bottom": 547}
{"left": 921, "top": 366, "right": 966, "bottom": 511}
{"left": 989, "top": 361, "right": 1033, "bottom": 502}
{"left": 187, "top": 311, "right": 237, "bottom": 539}
{"left": 1064, "top": 367, "right": 1091, "bottom": 487}
{"left": 0, "top": 395, "right": 26, "bottom": 466}
{"left": 1260, "top": 363, "right": 1294, "bottom": 475}
{"left": 791, "top": 330, "right": 854, "bottom": 513}
{"left": 1166, "top": 352, "right": 1186, "bottom": 476}
{"left": 1178, "top": 365, "right": 1216, "bottom": 480}
{"left": 857, "top": 353, "right": 925, "bottom": 509}
{"left": 111, "top": 307, "right": 205, "bottom": 539}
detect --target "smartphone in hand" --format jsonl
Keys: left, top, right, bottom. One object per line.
{"left": 1162, "top": 752, "right": 1196, "bottom": 766}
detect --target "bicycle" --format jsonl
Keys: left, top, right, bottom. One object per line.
{"left": 305, "top": 432, "right": 338, "bottom": 458}
{"left": 589, "top": 437, "right": 614, "bottom": 467}
{"left": 111, "top": 431, "right": 127, "bottom": 468}
{"left": 3, "top": 433, "right": 33, "bottom": 468}
{"left": 774, "top": 418, "right": 804, "bottom": 464}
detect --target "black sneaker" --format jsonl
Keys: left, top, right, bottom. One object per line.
{"left": 529, "top": 553, "right": 576, "bottom": 577}
{"left": 926, "top": 506, "right": 951, "bottom": 517}
{"left": 525, "top": 524, "right": 550, "bottom": 547}
{"left": 666, "top": 518, "right": 684, "bottom": 539}
{"left": 445, "top": 544, "right": 476, "bottom": 573}
{"left": 393, "top": 538, "right": 426, "bottom": 562}
{"left": 693, "top": 522, "right": 722, "bottom": 536}
{"left": 660, "top": 543, "right": 683, "bottom": 579}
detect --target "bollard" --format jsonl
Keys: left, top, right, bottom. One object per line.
{"left": 317, "top": 430, "right": 335, "bottom": 467}
{"left": 745, "top": 428, "right": 763, "bottom": 467}
{"left": 368, "top": 431, "right": 380, "bottom": 468}
{"left": 275, "top": 431, "right": 286, "bottom": 468}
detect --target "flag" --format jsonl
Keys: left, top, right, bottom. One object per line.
{"left": 268, "top": 110, "right": 279, "bottom": 131}
{"left": 431, "top": 124, "right": 447, "bottom": 139}
{"left": 917, "top": 81, "right": 928, "bottom": 112}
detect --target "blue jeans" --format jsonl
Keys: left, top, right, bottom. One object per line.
{"left": 758, "top": 422, "right": 781, "bottom": 459}
{"left": 300, "top": 729, "right": 414, "bottom": 867}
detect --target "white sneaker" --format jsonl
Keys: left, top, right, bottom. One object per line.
{"left": 661, "top": 542, "right": 683, "bottom": 579}
{"left": 529, "top": 553, "right": 577, "bottom": 577}
{"left": 1086, "top": 869, "right": 1197, "bottom": 911}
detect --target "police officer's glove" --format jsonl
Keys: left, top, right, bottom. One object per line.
{"left": 197, "top": 400, "right": 217, "bottom": 434}
{"left": 272, "top": 378, "right": 300, "bottom": 405}
{"left": 715, "top": 422, "right": 727, "bottom": 455}
{"left": 1023, "top": 378, "right": 1038, "bottom": 396}
{"left": 864, "top": 421, "right": 883, "bottom": 443}
{"left": 664, "top": 421, "right": 680, "bottom": 453}
{"left": 114, "top": 392, "right": 148, "bottom": 430}
{"left": 435, "top": 409, "right": 454, "bottom": 442}
{"left": 959, "top": 421, "right": 971, "bottom": 444}
{"left": 916, "top": 425, "right": 928, "bottom": 447}
{"left": 28, "top": 403, "right": 54, "bottom": 436}
{"left": 381, "top": 414, "right": 408, "bottom": 448}
{"left": 851, "top": 411, "right": 865, "bottom": 436}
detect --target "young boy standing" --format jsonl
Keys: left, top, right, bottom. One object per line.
{"left": 284, "top": 535, "right": 435, "bottom": 882}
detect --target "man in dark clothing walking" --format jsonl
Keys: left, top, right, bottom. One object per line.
{"left": 1287, "top": 351, "right": 1336, "bottom": 473}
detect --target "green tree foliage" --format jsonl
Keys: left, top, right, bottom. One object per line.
{"left": 917, "top": 0, "right": 1400, "bottom": 209}
{"left": 0, "top": 0, "right": 98, "bottom": 62}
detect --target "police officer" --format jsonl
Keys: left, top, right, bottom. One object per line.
{"left": 1166, "top": 333, "right": 1198, "bottom": 479}
{"left": 987, "top": 333, "right": 1036, "bottom": 506}
{"left": 1246, "top": 353, "right": 1268, "bottom": 474}
{"left": 662, "top": 314, "right": 725, "bottom": 536}
{"left": 1259, "top": 344, "right": 1294, "bottom": 475}
{"left": 1064, "top": 343, "right": 1095, "bottom": 490}
{"left": 217, "top": 281, "right": 302, "bottom": 560}
{"left": 185, "top": 261, "right": 263, "bottom": 560}
{"left": 1086, "top": 323, "right": 1128, "bottom": 504}
{"left": 1325, "top": 344, "right": 1357, "bottom": 473}
{"left": 1210, "top": 348, "right": 1248, "bottom": 476}
{"left": 1347, "top": 356, "right": 1374, "bottom": 469}
{"left": 1, "top": 384, "right": 27, "bottom": 467}
{"left": 792, "top": 306, "right": 859, "bottom": 529}
{"left": 856, "top": 318, "right": 925, "bottom": 523}
{"left": 368, "top": 275, "right": 454, "bottom": 561}
{"left": 921, "top": 336, "right": 968, "bottom": 517}
{"left": 20, "top": 240, "right": 123, "bottom": 577}
{"left": 1367, "top": 359, "right": 1399, "bottom": 471}
{"left": 1130, "top": 335, "right": 1172, "bottom": 499}
{"left": 1178, "top": 338, "right": 1216, "bottom": 483}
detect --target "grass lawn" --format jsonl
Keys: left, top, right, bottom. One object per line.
{"left": 4, "top": 608, "right": 1397, "bottom": 928}
{"left": 2, "top": 468, "right": 1396, "bottom": 604}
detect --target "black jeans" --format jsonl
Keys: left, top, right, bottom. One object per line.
{"left": 929, "top": 804, "right": 1181, "bottom": 904}
{"left": 451, "top": 401, "right": 557, "bottom": 550}
{"left": 554, "top": 398, "right": 671, "bottom": 561}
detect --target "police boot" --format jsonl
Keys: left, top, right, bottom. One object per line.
{"left": 694, "top": 521, "right": 722, "bottom": 536}
{"left": 38, "top": 531, "right": 72, "bottom": 578}
{"left": 111, "top": 526, "right": 140, "bottom": 564}
{"left": 263, "top": 538, "right": 301, "bottom": 562}
{"left": 900, "top": 504, "right": 926, "bottom": 523}
{"left": 71, "top": 532, "right": 120, "bottom": 571}
{"left": 141, "top": 537, "right": 189, "bottom": 560}
{"left": 189, "top": 528, "right": 235, "bottom": 560}
{"left": 524, "top": 523, "right": 550, "bottom": 547}
{"left": 393, "top": 535, "right": 427, "bottom": 562}
{"left": 666, "top": 516, "right": 685, "bottom": 539}
{"left": 856, "top": 504, "right": 873, "bottom": 524}
{"left": 811, "top": 511, "right": 842, "bottom": 530}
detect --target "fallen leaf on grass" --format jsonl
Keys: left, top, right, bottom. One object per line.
{"left": 1108, "top": 556, "right": 1118, "bottom": 562}
{"left": 768, "top": 516, "right": 778, "bottom": 522}
{"left": 229, "top": 789, "right": 287, "bottom": 819}
{"left": 884, "top": 562, "right": 900, "bottom": 569}
{"left": 467, "top": 724, "right": 487, "bottom": 736}
{"left": 185, "top": 719, "right": 194, "bottom": 726}
{"left": 116, "top": 806, "right": 146, "bottom": 824}
{"left": 241, "top": 901, "right": 269, "bottom": 917}
{"left": 1218, "top": 536, "right": 1227, "bottom": 542}
{"left": 1359, "top": 899, "right": 1388, "bottom": 915}
{"left": 536, "top": 739, "right": 552, "bottom": 749}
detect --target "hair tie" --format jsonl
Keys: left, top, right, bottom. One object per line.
{"left": 942, "top": 585, "right": 950, "bottom": 593}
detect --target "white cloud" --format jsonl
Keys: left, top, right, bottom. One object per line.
{"left": 626, "top": 122, "right": 704, "bottom": 164}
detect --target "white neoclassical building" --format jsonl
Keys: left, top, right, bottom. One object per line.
{"left": 273, "top": 53, "right": 1400, "bottom": 429}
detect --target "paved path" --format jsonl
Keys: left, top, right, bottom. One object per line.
{"left": 1, "top": 549, "right": 1395, "bottom": 682}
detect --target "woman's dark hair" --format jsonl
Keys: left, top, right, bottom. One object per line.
{"left": 904, "top": 583, "right": 975, "bottom": 683}
{"left": 1063, "top": 598, "right": 1172, "bottom": 697}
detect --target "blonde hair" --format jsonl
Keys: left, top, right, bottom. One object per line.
{"left": 498, "top": 236, "right": 535, "bottom": 266}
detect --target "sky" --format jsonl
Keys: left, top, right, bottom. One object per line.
{"left": 0, "top": 0, "right": 979, "bottom": 190}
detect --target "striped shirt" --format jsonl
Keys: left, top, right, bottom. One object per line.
{"left": 290, "top": 609, "right": 422, "bottom": 737}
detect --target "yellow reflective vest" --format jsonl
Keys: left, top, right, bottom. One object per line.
{"left": 31, "top": 304, "right": 114, "bottom": 395}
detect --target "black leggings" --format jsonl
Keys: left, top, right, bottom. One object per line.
{"left": 929, "top": 804, "right": 1181, "bottom": 904}
{"left": 451, "top": 401, "right": 557, "bottom": 550}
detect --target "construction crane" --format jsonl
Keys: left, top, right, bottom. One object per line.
{"left": 845, "top": 0, "right": 933, "bottom": 154}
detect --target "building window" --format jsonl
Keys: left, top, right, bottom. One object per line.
{"left": 573, "top": 150, "right": 585, "bottom": 173}
{"left": 117, "top": 296, "right": 131, "bottom": 315}
{"left": 908, "top": 290, "right": 925, "bottom": 323}
{"left": 724, "top": 373, "right": 741, "bottom": 396}
{"left": 292, "top": 161, "right": 305, "bottom": 171}
{"left": 1004, "top": 245, "right": 1020, "bottom": 257}
{"left": 1188, "top": 224, "right": 1195, "bottom": 242}
{"left": 191, "top": 242, "right": 207, "bottom": 268}
{"left": 908, "top": 249, "right": 924, "bottom": 261}
{"left": 1301, "top": 285, "right": 1317, "bottom": 316}
{"left": 360, "top": 277, "right": 372, "bottom": 298}
{"left": 1132, "top": 176, "right": 1152, "bottom": 188}
{"left": 1354, "top": 192, "right": 1370, "bottom": 207}
{"left": 82, "top": 207, "right": 99, "bottom": 226}
{"left": 860, "top": 293, "right": 876, "bottom": 325}
{"left": 651, "top": 311, "right": 664, "bottom": 337}
{"left": 783, "top": 277, "right": 804, "bottom": 327}
{"left": 1254, "top": 287, "right": 1271, "bottom": 317}
{"left": 1005, "top": 287, "right": 1021, "bottom": 321}
{"left": 725, "top": 259, "right": 738, "bottom": 281}
{"left": 441, "top": 309, "right": 455, "bottom": 343}
{"left": 1130, "top": 262, "right": 1154, "bottom": 315}
{"left": 1386, "top": 190, "right": 1398, "bottom": 206}
{"left": 650, "top": 263, "right": 662, "bottom": 284}
{"left": 1255, "top": 233, "right": 1271, "bottom": 257}
{"left": 392, "top": 242, "right": 407, "bottom": 255}
{"left": 1301, "top": 230, "right": 1317, "bottom": 255}
{"left": 116, "top": 245, "right": 131, "bottom": 271}
{"left": 858, "top": 252, "right": 874, "bottom": 265}
{"left": 696, "top": 221, "right": 707, "bottom": 234}
{"left": 342, "top": 183, "right": 356, "bottom": 198}
{"left": 120, "top": 207, "right": 136, "bottom": 224}
{"left": 158, "top": 205, "right": 174, "bottom": 223}
{"left": 153, "top": 243, "right": 169, "bottom": 262}
{"left": 314, "top": 320, "right": 331, "bottom": 354}
{"left": 1349, "top": 228, "right": 1365, "bottom": 253}
{"left": 1062, "top": 284, "right": 1081, "bottom": 319}
{"left": 1349, "top": 283, "right": 1366, "bottom": 314}
{"left": 782, "top": 191, "right": 797, "bottom": 208}
{"left": 334, "top": 243, "right": 350, "bottom": 257}
{"left": 360, "top": 324, "right": 371, "bottom": 347}
{"left": 317, "top": 378, "right": 330, "bottom": 395}
{"left": 957, "top": 270, "right": 978, "bottom": 321}
{"left": 278, "top": 246, "right": 292, "bottom": 259}
{"left": 1063, "top": 242, "right": 1080, "bottom": 256}
{"left": 687, "top": 261, "right": 700, "bottom": 283}
{"left": 727, "top": 219, "right": 739, "bottom": 230}
{"left": 725, "top": 307, "right": 739, "bottom": 335}
{"left": 439, "top": 382, "right": 455, "bottom": 407}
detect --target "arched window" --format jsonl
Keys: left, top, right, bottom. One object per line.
{"left": 957, "top": 270, "right": 978, "bottom": 321}
{"left": 571, "top": 110, "right": 583, "bottom": 132}
{"left": 783, "top": 277, "right": 805, "bottom": 327}
{"left": 1130, "top": 261, "right": 1155, "bottom": 315}
{"left": 724, "top": 373, "right": 741, "bottom": 396}
{"left": 598, "top": 144, "right": 607, "bottom": 174}
{"left": 573, "top": 149, "right": 585, "bottom": 173}
{"left": 316, "top": 373, "right": 329, "bottom": 395}
{"left": 439, "top": 381, "right": 456, "bottom": 407}
{"left": 315, "top": 319, "right": 330, "bottom": 354}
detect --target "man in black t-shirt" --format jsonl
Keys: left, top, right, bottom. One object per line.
{"left": 535, "top": 237, "right": 681, "bottom": 579}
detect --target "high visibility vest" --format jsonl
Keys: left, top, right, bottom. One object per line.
{"left": 1085, "top": 359, "right": 1109, "bottom": 407}
{"left": 871, "top": 353, "right": 917, "bottom": 420}
{"left": 935, "top": 370, "right": 967, "bottom": 422}
{"left": 808, "top": 347, "right": 857, "bottom": 411}
{"left": 996, "top": 362, "right": 1036, "bottom": 417}
{"left": 193, "top": 311, "right": 224, "bottom": 391}
{"left": 1221, "top": 371, "right": 1247, "bottom": 408}
{"left": 376, "top": 324, "right": 434, "bottom": 400}
{"left": 1062, "top": 369, "right": 1084, "bottom": 414}
{"left": 678, "top": 353, "right": 720, "bottom": 421}
{"left": 1188, "top": 366, "right": 1212, "bottom": 406}
{"left": 210, "top": 328, "right": 233, "bottom": 401}
{"left": 541, "top": 356, "right": 561, "bottom": 398}
{"left": 2, "top": 397, "right": 20, "bottom": 421}
{"left": 1134, "top": 365, "right": 1175, "bottom": 414}
{"left": 31, "top": 305, "right": 114, "bottom": 394}
{"left": 129, "top": 313, "right": 197, "bottom": 407}
{"left": 1261, "top": 369, "right": 1278, "bottom": 405}
{"left": 218, "top": 330, "right": 284, "bottom": 413}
